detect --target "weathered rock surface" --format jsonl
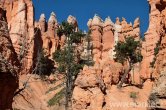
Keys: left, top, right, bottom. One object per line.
{"left": 140, "top": 0, "right": 166, "bottom": 79}
{"left": 73, "top": 14, "right": 143, "bottom": 110}
{"left": 148, "top": 71, "right": 166, "bottom": 109}
{"left": 35, "top": 12, "right": 58, "bottom": 58}
{"left": 2, "top": 0, "right": 166, "bottom": 110}
{"left": 0, "top": 7, "right": 19, "bottom": 110}
{"left": 1, "top": 0, "right": 35, "bottom": 73}
{"left": 87, "top": 14, "right": 102, "bottom": 63}
{"left": 118, "top": 17, "right": 140, "bottom": 42}
{"left": 12, "top": 74, "right": 65, "bottom": 110}
{"left": 102, "top": 17, "right": 114, "bottom": 61}
{"left": 73, "top": 65, "right": 153, "bottom": 110}
{"left": 152, "top": 1, "right": 166, "bottom": 79}
{"left": 72, "top": 66, "right": 105, "bottom": 110}
{"left": 35, "top": 14, "right": 79, "bottom": 59}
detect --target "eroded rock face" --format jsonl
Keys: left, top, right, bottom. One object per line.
{"left": 140, "top": 0, "right": 166, "bottom": 79}
{"left": 148, "top": 71, "right": 166, "bottom": 109}
{"left": 87, "top": 15, "right": 102, "bottom": 63}
{"left": 1, "top": 0, "right": 35, "bottom": 73}
{"left": 72, "top": 14, "right": 142, "bottom": 110}
{"left": 67, "top": 15, "right": 78, "bottom": 31}
{"left": 120, "top": 17, "right": 140, "bottom": 42}
{"left": 72, "top": 66, "right": 105, "bottom": 110}
{"left": 35, "top": 12, "right": 59, "bottom": 58}
{"left": 0, "top": 7, "right": 19, "bottom": 110}
{"left": 102, "top": 17, "right": 114, "bottom": 61}
{"left": 152, "top": 4, "right": 166, "bottom": 79}
{"left": 72, "top": 66, "right": 153, "bottom": 110}
{"left": 39, "top": 14, "right": 46, "bottom": 33}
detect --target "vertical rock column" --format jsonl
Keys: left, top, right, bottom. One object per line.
{"left": 133, "top": 18, "right": 141, "bottom": 41}
{"left": 24, "top": 0, "right": 35, "bottom": 73}
{"left": 87, "top": 15, "right": 103, "bottom": 63}
{"left": 41, "top": 12, "right": 58, "bottom": 57}
{"left": 102, "top": 17, "right": 114, "bottom": 61}
{"left": 153, "top": 4, "right": 166, "bottom": 77}
{"left": 67, "top": 15, "right": 79, "bottom": 31}
{"left": 47, "top": 12, "right": 58, "bottom": 57}
{"left": 140, "top": 0, "right": 165, "bottom": 79}
{"left": 39, "top": 14, "right": 46, "bottom": 33}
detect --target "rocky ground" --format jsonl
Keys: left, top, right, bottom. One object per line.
{"left": 13, "top": 74, "right": 65, "bottom": 110}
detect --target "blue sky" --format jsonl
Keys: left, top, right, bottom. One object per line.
{"left": 32, "top": 0, "right": 149, "bottom": 35}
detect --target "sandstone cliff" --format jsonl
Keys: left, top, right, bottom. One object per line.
{"left": 1, "top": 0, "right": 166, "bottom": 110}
{"left": 140, "top": 0, "right": 166, "bottom": 79}
{"left": 1, "top": 0, "right": 34, "bottom": 73}
{"left": 0, "top": 7, "right": 20, "bottom": 110}
{"left": 148, "top": 71, "right": 166, "bottom": 109}
{"left": 72, "top": 14, "right": 143, "bottom": 110}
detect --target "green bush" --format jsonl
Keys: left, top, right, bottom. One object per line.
{"left": 150, "top": 39, "right": 161, "bottom": 68}
{"left": 130, "top": 91, "right": 137, "bottom": 99}
{"left": 154, "top": 46, "right": 159, "bottom": 56}
{"left": 150, "top": 57, "right": 156, "bottom": 68}
{"left": 114, "top": 37, "right": 143, "bottom": 64}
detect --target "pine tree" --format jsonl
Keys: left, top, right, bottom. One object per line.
{"left": 53, "top": 21, "right": 85, "bottom": 110}
{"left": 114, "top": 37, "right": 143, "bottom": 88}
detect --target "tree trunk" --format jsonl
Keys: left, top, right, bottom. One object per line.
{"left": 118, "top": 65, "right": 132, "bottom": 88}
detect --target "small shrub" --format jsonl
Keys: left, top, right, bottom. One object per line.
{"left": 150, "top": 37, "right": 162, "bottom": 68}
{"left": 154, "top": 46, "right": 159, "bottom": 56}
{"left": 150, "top": 57, "right": 156, "bottom": 68}
{"left": 130, "top": 91, "right": 138, "bottom": 99}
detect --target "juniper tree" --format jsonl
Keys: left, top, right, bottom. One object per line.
{"left": 53, "top": 21, "right": 85, "bottom": 110}
{"left": 114, "top": 37, "right": 143, "bottom": 88}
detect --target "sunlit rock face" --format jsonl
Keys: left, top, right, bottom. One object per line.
{"left": 87, "top": 14, "right": 103, "bottom": 63}
{"left": 1, "top": 0, "right": 34, "bottom": 73}
{"left": 102, "top": 17, "right": 114, "bottom": 60}
{"left": 39, "top": 14, "right": 46, "bottom": 33}
{"left": 35, "top": 12, "right": 59, "bottom": 58}
{"left": 67, "top": 15, "right": 79, "bottom": 31}
{"left": 120, "top": 17, "right": 140, "bottom": 42}
{"left": 140, "top": 0, "right": 166, "bottom": 79}
{"left": 35, "top": 14, "right": 80, "bottom": 60}
{"left": 72, "top": 14, "right": 142, "bottom": 110}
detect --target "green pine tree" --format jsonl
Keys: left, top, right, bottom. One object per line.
{"left": 114, "top": 37, "right": 143, "bottom": 88}
{"left": 53, "top": 21, "right": 86, "bottom": 110}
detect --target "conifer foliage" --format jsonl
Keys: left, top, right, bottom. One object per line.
{"left": 53, "top": 21, "right": 86, "bottom": 110}
{"left": 114, "top": 37, "right": 143, "bottom": 88}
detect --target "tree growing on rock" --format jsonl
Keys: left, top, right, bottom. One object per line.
{"left": 114, "top": 37, "right": 143, "bottom": 88}
{"left": 53, "top": 21, "right": 85, "bottom": 110}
